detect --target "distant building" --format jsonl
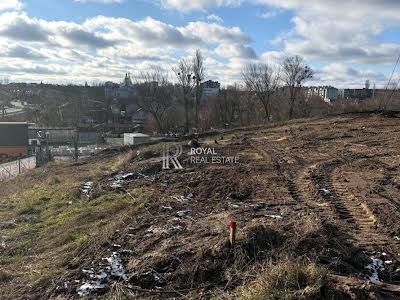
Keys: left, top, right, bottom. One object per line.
{"left": 201, "top": 80, "right": 220, "bottom": 103}
{"left": 0, "top": 122, "right": 29, "bottom": 158}
{"left": 338, "top": 88, "right": 373, "bottom": 100}
{"left": 123, "top": 133, "right": 150, "bottom": 146}
{"left": 105, "top": 74, "right": 146, "bottom": 126}
{"left": 105, "top": 73, "right": 137, "bottom": 99}
{"left": 306, "top": 86, "right": 338, "bottom": 103}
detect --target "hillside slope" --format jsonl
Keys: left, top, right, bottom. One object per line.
{"left": 1, "top": 114, "right": 400, "bottom": 299}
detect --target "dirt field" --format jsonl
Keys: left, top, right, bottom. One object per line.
{"left": 2, "top": 113, "right": 400, "bottom": 299}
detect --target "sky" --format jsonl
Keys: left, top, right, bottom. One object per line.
{"left": 0, "top": 0, "right": 399, "bottom": 88}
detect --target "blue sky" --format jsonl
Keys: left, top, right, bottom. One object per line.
{"left": 0, "top": 0, "right": 399, "bottom": 88}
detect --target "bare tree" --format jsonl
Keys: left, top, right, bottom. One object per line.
{"left": 193, "top": 49, "right": 205, "bottom": 128}
{"left": 136, "top": 70, "right": 173, "bottom": 133}
{"left": 173, "top": 58, "right": 196, "bottom": 133}
{"left": 242, "top": 62, "right": 280, "bottom": 122}
{"left": 281, "top": 55, "right": 313, "bottom": 119}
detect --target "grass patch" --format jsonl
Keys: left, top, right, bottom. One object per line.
{"left": 236, "top": 259, "right": 327, "bottom": 300}
{"left": 0, "top": 150, "right": 148, "bottom": 298}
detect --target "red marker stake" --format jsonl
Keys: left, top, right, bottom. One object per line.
{"left": 229, "top": 220, "right": 237, "bottom": 246}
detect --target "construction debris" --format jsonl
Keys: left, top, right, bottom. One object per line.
{"left": 76, "top": 252, "right": 127, "bottom": 296}
{"left": 109, "top": 172, "right": 146, "bottom": 189}
{"left": 80, "top": 182, "right": 94, "bottom": 199}
{"left": 365, "top": 257, "right": 384, "bottom": 282}
{"left": 319, "top": 188, "right": 331, "bottom": 196}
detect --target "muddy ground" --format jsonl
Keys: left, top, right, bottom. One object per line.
{"left": 3, "top": 113, "right": 400, "bottom": 299}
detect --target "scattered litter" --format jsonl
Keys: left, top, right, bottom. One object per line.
{"left": 141, "top": 270, "right": 167, "bottom": 285}
{"left": 104, "top": 252, "right": 127, "bottom": 278}
{"left": 171, "top": 194, "right": 193, "bottom": 202}
{"left": 230, "top": 203, "right": 239, "bottom": 208}
{"left": 109, "top": 172, "right": 147, "bottom": 189}
{"left": 319, "top": 188, "right": 331, "bottom": 196}
{"left": 162, "top": 205, "right": 173, "bottom": 210}
{"left": 80, "top": 181, "right": 94, "bottom": 198}
{"left": 77, "top": 281, "right": 107, "bottom": 297}
{"left": 176, "top": 210, "right": 191, "bottom": 217}
{"left": 120, "top": 249, "right": 134, "bottom": 255}
{"left": 82, "top": 268, "right": 94, "bottom": 275}
{"left": 266, "top": 214, "right": 284, "bottom": 220}
{"left": 365, "top": 257, "right": 384, "bottom": 282}
{"left": 169, "top": 225, "right": 183, "bottom": 232}
{"left": 384, "top": 260, "right": 393, "bottom": 265}
{"left": 76, "top": 252, "right": 127, "bottom": 296}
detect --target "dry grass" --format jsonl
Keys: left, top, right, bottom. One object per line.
{"left": 236, "top": 259, "right": 327, "bottom": 300}
{"left": 0, "top": 150, "right": 147, "bottom": 298}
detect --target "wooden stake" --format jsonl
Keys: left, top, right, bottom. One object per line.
{"left": 229, "top": 220, "right": 237, "bottom": 246}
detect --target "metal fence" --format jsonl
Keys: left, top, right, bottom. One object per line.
{"left": 0, "top": 156, "right": 36, "bottom": 181}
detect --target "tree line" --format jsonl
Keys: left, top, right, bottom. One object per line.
{"left": 136, "top": 50, "right": 316, "bottom": 134}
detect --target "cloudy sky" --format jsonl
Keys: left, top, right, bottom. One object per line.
{"left": 0, "top": 0, "right": 399, "bottom": 88}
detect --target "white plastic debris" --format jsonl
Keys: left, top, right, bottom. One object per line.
{"left": 77, "top": 252, "right": 127, "bottom": 296}
{"left": 77, "top": 281, "right": 107, "bottom": 297}
{"left": 171, "top": 193, "right": 193, "bottom": 202}
{"left": 104, "top": 252, "right": 127, "bottom": 279}
{"left": 109, "top": 172, "right": 146, "bottom": 189}
{"left": 319, "top": 188, "right": 331, "bottom": 196}
{"left": 176, "top": 210, "right": 191, "bottom": 217}
{"left": 266, "top": 214, "right": 284, "bottom": 220}
{"left": 80, "top": 181, "right": 94, "bottom": 198}
{"left": 365, "top": 257, "right": 384, "bottom": 282}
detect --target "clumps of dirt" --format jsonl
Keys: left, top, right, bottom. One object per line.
{"left": 127, "top": 224, "right": 284, "bottom": 296}
{"left": 293, "top": 222, "right": 370, "bottom": 275}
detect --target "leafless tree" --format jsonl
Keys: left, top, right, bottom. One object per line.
{"left": 281, "top": 55, "right": 313, "bottom": 119}
{"left": 193, "top": 49, "right": 205, "bottom": 128}
{"left": 242, "top": 62, "right": 280, "bottom": 122}
{"left": 136, "top": 70, "right": 173, "bottom": 133}
{"left": 173, "top": 58, "right": 196, "bottom": 133}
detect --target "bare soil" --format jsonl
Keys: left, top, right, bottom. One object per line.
{"left": 3, "top": 113, "right": 400, "bottom": 299}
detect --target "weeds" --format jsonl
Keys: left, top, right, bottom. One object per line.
{"left": 236, "top": 259, "right": 327, "bottom": 300}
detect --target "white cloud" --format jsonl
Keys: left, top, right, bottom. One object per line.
{"left": 74, "top": 0, "right": 124, "bottom": 4}
{"left": 0, "top": 0, "right": 23, "bottom": 11}
{"left": 160, "top": 0, "right": 242, "bottom": 13}
{"left": 206, "top": 14, "right": 223, "bottom": 23}
{"left": 259, "top": 9, "right": 281, "bottom": 19}
{"left": 309, "top": 63, "right": 387, "bottom": 88}
{"left": 0, "top": 12, "right": 254, "bottom": 84}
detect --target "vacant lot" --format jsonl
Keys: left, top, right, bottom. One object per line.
{"left": 1, "top": 113, "right": 400, "bottom": 299}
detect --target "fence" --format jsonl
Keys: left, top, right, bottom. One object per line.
{"left": 0, "top": 156, "right": 36, "bottom": 181}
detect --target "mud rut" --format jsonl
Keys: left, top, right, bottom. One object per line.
{"left": 252, "top": 141, "right": 400, "bottom": 260}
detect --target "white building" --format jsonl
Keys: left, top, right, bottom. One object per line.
{"left": 306, "top": 86, "right": 338, "bottom": 103}
{"left": 200, "top": 80, "right": 220, "bottom": 103}
{"left": 123, "top": 133, "right": 150, "bottom": 146}
{"left": 105, "top": 73, "right": 137, "bottom": 99}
